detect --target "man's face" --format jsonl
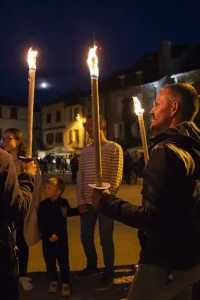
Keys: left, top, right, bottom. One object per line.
{"left": 150, "top": 88, "right": 176, "bottom": 136}
{"left": 85, "top": 118, "right": 94, "bottom": 139}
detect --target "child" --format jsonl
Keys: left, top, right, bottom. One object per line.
{"left": 38, "top": 177, "right": 79, "bottom": 297}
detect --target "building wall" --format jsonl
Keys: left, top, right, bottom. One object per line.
{"left": 0, "top": 105, "right": 28, "bottom": 138}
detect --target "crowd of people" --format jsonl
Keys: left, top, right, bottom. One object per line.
{"left": 1, "top": 83, "right": 200, "bottom": 300}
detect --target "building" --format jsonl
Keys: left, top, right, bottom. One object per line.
{"left": 41, "top": 91, "right": 88, "bottom": 157}
{"left": 101, "top": 41, "right": 200, "bottom": 147}
{"left": 0, "top": 96, "right": 28, "bottom": 138}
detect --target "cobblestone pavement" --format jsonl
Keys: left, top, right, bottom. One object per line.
{"left": 19, "top": 183, "right": 142, "bottom": 300}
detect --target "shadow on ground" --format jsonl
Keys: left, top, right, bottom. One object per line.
{"left": 20, "top": 264, "right": 135, "bottom": 300}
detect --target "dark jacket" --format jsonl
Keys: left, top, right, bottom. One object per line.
{"left": 0, "top": 148, "right": 34, "bottom": 282}
{"left": 0, "top": 148, "right": 35, "bottom": 229}
{"left": 98, "top": 121, "right": 200, "bottom": 270}
{"left": 38, "top": 197, "right": 79, "bottom": 241}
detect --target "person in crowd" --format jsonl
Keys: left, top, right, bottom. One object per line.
{"left": 2, "top": 128, "right": 42, "bottom": 291}
{"left": 38, "top": 177, "right": 79, "bottom": 297}
{"left": 92, "top": 83, "right": 200, "bottom": 300}
{"left": 76, "top": 115, "right": 123, "bottom": 291}
{"left": 0, "top": 145, "right": 36, "bottom": 300}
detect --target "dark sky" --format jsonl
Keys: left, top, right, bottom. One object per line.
{"left": 0, "top": 0, "right": 199, "bottom": 105}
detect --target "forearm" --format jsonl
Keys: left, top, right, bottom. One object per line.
{"left": 109, "top": 146, "right": 123, "bottom": 195}
{"left": 98, "top": 193, "right": 149, "bottom": 230}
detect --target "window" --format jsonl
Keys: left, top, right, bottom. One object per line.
{"left": 46, "top": 133, "right": 54, "bottom": 144}
{"left": 69, "top": 130, "right": 73, "bottom": 143}
{"left": 74, "top": 129, "right": 79, "bottom": 143}
{"left": 119, "top": 123, "right": 124, "bottom": 137}
{"left": 114, "top": 123, "right": 119, "bottom": 138}
{"left": 69, "top": 107, "right": 73, "bottom": 121}
{"left": 10, "top": 107, "right": 17, "bottom": 119}
{"left": 55, "top": 132, "right": 63, "bottom": 143}
{"left": 46, "top": 113, "right": 51, "bottom": 124}
{"left": 56, "top": 111, "right": 61, "bottom": 122}
{"left": 117, "top": 96, "right": 124, "bottom": 113}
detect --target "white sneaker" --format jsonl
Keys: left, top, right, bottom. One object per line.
{"left": 62, "top": 283, "right": 70, "bottom": 297}
{"left": 20, "top": 277, "right": 34, "bottom": 291}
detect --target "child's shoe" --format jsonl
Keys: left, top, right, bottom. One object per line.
{"left": 62, "top": 283, "right": 70, "bottom": 297}
{"left": 49, "top": 281, "right": 58, "bottom": 293}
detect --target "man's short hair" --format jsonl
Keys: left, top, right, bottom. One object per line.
{"left": 165, "top": 83, "right": 199, "bottom": 121}
{"left": 47, "top": 177, "right": 65, "bottom": 195}
{"left": 86, "top": 115, "right": 106, "bottom": 129}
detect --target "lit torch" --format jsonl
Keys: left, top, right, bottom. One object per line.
{"left": 87, "top": 46, "right": 110, "bottom": 190}
{"left": 27, "top": 47, "right": 37, "bottom": 158}
{"left": 133, "top": 97, "right": 149, "bottom": 165}
{"left": 87, "top": 45, "right": 102, "bottom": 186}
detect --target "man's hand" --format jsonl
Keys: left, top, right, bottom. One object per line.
{"left": 78, "top": 203, "right": 88, "bottom": 214}
{"left": 49, "top": 234, "right": 59, "bottom": 243}
{"left": 22, "top": 160, "right": 37, "bottom": 176}
{"left": 92, "top": 189, "right": 107, "bottom": 209}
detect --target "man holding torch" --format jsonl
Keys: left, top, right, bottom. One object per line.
{"left": 92, "top": 83, "right": 200, "bottom": 300}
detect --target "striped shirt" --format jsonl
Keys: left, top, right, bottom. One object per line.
{"left": 76, "top": 141, "right": 123, "bottom": 205}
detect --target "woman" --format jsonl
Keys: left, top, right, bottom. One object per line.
{"left": 1, "top": 128, "right": 42, "bottom": 292}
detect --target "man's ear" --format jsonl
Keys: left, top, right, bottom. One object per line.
{"left": 171, "top": 101, "right": 179, "bottom": 116}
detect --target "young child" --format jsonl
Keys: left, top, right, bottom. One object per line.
{"left": 38, "top": 177, "right": 79, "bottom": 297}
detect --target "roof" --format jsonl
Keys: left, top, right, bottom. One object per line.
{"left": 100, "top": 42, "right": 200, "bottom": 92}
{"left": 0, "top": 96, "right": 26, "bottom": 107}
{"left": 44, "top": 89, "right": 89, "bottom": 107}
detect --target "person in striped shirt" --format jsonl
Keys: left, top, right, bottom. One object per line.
{"left": 75, "top": 115, "right": 123, "bottom": 290}
{"left": 2, "top": 128, "right": 42, "bottom": 292}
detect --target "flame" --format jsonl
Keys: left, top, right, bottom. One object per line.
{"left": 87, "top": 45, "right": 99, "bottom": 78}
{"left": 133, "top": 97, "right": 144, "bottom": 115}
{"left": 27, "top": 47, "right": 37, "bottom": 70}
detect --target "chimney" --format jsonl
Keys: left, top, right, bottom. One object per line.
{"left": 158, "top": 40, "right": 171, "bottom": 75}
{"left": 118, "top": 74, "right": 126, "bottom": 87}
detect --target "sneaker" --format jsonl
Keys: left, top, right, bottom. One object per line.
{"left": 74, "top": 267, "right": 99, "bottom": 279}
{"left": 62, "top": 283, "right": 70, "bottom": 297}
{"left": 20, "top": 277, "right": 34, "bottom": 291}
{"left": 95, "top": 274, "right": 114, "bottom": 291}
{"left": 49, "top": 281, "right": 58, "bottom": 293}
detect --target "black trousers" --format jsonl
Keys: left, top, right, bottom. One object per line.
{"left": 42, "top": 238, "right": 70, "bottom": 284}
{"left": 16, "top": 221, "right": 29, "bottom": 277}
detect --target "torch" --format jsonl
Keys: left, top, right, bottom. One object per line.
{"left": 27, "top": 47, "right": 37, "bottom": 158}
{"left": 133, "top": 97, "right": 149, "bottom": 165}
{"left": 87, "top": 46, "right": 110, "bottom": 190}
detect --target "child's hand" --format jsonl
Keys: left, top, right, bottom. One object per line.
{"left": 49, "top": 234, "right": 58, "bottom": 242}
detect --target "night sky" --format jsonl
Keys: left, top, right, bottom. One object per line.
{"left": 0, "top": 0, "right": 199, "bottom": 105}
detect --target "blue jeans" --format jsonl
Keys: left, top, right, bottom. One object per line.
{"left": 127, "top": 264, "right": 200, "bottom": 300}
{"left": 80, "top": 204, "right": 114, "bottom": 275}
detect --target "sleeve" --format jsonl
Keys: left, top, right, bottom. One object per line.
{"left": 67, "top": 201, "right": 80, "bottom": 217}
{"left": 98, "top": 145, "right": 187, "bottom": 231}
{"left": 37, "top": 202, "right": 53, "bottom": 239}
{"left": 76, "top": 150, "right": 85, "bottom": 205}
{"left": 109, "top": 144, "right": 123, "bottom": 195}
{"left": 0, "top": 150, "right": 35, "bottom": 224}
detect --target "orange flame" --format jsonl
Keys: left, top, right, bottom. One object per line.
{"left": 87, "top": 45, "right": 99, "bottom": 78}
{"left": 133, "top": 97, "right": 144, "bottom": 115}
{"left": 27, "top": 47, "right": 37, "bottom": 70}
